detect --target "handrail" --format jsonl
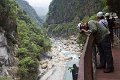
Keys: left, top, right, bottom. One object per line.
{"left": 77, "top": 33, "right": 94, "bottom": 80}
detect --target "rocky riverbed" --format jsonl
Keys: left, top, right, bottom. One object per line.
{"left": 38, "top": 36, "right": 83, "bottom": 80}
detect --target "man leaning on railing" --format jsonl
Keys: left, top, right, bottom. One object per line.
{"left": 77, "top": 20, "right": 114, "bottom": 73}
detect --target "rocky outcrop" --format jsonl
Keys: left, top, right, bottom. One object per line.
{"left": 0, "top": 0, "right": 51, "bottom": 80}
{"left": 0, "top": 1, "right": 18, "bottom": 79}
{"left": 46, "top": 0, "right": 103, "bottom": 24}
{"left": 16, "top": 0, "right": 43, "bottom": 25}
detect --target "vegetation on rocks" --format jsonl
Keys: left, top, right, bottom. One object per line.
{"left": 46, "top": 0, "right": 103, "bottom": 24}
{"left": 16, "top": 0, "right": 43, "bottom": 25}
{"left": 45, "top": 0, "right": 105, "bottom": 40}
{"left": 0, "top": 0, "right": 119, "bottom": 79}
{"left": 0, "top": 0, "right": 51, "bottom": 80}
{"left": 0, "top": 77, "right": 12, "bottom": 80}
{"left": 17, "top": 3, "right": 51, "bottom": 80}
{"left": 46, "top": 22, "right": 79, "bottom": 38}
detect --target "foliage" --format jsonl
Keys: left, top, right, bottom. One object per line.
{"left": 77, "top": 33, "right": 86, "bottom": 44}
{"left": 100, "top": 0, "right": 109, "bottom": 12}
{"left": 18, "top": 57, "right": 39, "bottom": 80}
{"left": 17, "top": 8, "right": 51, "bottom": 80}
{"left": 102, "top": 6, "right": 109, "bottom": 12}
{"left": 47, "top": 21, "right": 79, "bottom": 38}
{"left": 81, "top": 16, "right": 90, "bottom": 22}
{"left": 82, "top": 14, "right": 97, "bottom": 23}
{"left": 101, "top": 0, "right": 107, "bottom": 8}
{"left": 16, "top": 0, "right": 43, "bottom": 25}
{"left": 0, "top": 0, "right": 51, "bottom": 80}
{"left": 46, "top": 0, "right": 103, "bottom": 24}
{"left": 2, "top": 0, "right": 18, "bottom": 21}
{"left": 46, "top": 18, "right": 86, "bottom": 45}
{"left": 89, "top": 15, "right": 97, "bottom": 20}
{"left": 0, "top": 77, "right": 12, "bottom": 80}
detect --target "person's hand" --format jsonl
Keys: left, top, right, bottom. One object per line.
{"left": 85, "top": 30, "right": 92, "bottom": 35}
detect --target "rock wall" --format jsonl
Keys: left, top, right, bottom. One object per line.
{"left": 16, "top": 0, "right": 43, "bottom": 25}
{"left": 0, "top": 1, "right": 18, "bottom": 79}
{"left": 46, "top": 0, "right": 103, "bottom": 24}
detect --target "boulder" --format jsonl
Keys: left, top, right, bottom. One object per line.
{"left": 41, "top": 63, "right": 48, "bottom": 69}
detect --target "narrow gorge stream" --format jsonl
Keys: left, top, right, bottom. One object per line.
{"left": 39, "top": 36, "right": 82, "bottom": 80}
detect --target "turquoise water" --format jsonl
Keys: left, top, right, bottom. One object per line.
{"left": 62, "top": 50, "right": 79, "bottom": 80}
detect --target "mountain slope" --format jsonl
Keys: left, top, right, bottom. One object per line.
{"left": 34, "top": 7, "right": 47, "bottom": 21}
{"left": 16, "top": 0, "right": 43, "bottom": 25}
{"left": 46, "top": 0, "right": 103, "bottom": 24}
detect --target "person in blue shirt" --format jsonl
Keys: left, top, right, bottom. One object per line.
{"left": 97, "top": 12, "right": 108, "bottom": 29}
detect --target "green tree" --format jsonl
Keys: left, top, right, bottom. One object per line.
{"left": 0, "top": 0, "right": 51, "bottom": 80}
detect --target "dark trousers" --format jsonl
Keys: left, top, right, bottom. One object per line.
{"left": 93, "top": 45, "right": 97, "bottom": 67}
{"left": 110, "top": 30, "right": 114, "bottom": 44}
{"left": 97, "top": 35, "right": 114, "bottom": 69}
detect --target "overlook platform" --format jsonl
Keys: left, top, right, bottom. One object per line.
{"left": 77, "top": 20, "right": 120, "bottom": 80}
{"left": 96, "top": 47, "right": 120, "bottom": 80}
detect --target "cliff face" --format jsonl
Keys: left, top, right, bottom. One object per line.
{"left": 16, "top": 0, "right": 43, "bottom": 25}
{"left": 0, "top": 0, "right": 18, "bottom": 79}
{"left": 0, "top": 0, "right": 51, "bottom": 80}
{"left": 46, "top": 0, "right": 103, "bottom": 24}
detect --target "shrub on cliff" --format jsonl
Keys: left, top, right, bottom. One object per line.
{"left": 0, "top": 0, "right": 51, "bottom": 80}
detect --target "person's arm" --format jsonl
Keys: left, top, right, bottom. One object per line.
{"left": 81, "top": 29, "right": 92, "bottom": 35}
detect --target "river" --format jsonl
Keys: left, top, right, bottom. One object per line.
{"left": 39, "top": 36, "right": 82, "bottom": 80}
